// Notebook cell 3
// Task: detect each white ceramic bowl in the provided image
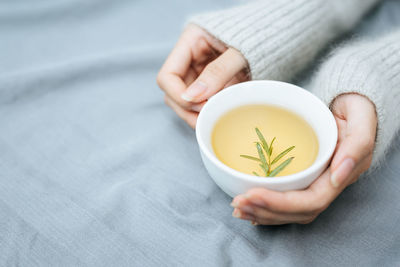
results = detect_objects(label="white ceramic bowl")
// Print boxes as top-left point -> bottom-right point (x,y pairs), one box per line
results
196,80 -> 337,197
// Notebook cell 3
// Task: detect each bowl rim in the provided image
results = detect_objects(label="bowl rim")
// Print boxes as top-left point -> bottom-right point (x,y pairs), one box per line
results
195,80 -> 338,185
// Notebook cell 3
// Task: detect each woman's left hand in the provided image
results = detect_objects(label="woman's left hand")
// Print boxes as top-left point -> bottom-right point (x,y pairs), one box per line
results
231,93 -> 377,225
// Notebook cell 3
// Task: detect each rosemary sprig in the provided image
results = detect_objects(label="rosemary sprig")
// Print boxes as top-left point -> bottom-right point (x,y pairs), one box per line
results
240,127 -> 295,177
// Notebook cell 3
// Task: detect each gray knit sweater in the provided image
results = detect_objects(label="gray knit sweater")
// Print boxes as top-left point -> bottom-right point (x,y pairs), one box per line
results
189,0 -> 400,169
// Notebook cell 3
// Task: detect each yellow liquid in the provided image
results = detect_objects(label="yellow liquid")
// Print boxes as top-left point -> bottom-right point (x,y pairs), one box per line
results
212,105 -> 319,176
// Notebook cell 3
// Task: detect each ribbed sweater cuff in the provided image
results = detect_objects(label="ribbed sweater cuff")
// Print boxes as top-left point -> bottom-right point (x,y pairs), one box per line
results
311,31 -> 400,170
188,0 -> 379,81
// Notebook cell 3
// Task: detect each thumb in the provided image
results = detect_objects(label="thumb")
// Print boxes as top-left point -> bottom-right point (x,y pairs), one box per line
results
181,48 -> 247,103
329,95 -> 377,188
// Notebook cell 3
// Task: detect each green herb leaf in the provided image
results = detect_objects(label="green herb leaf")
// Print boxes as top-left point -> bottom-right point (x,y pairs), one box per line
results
268,137 -> 276,157
271,146 -> 295,165
259,164 -> 268,176
256,142 -> 268,170
252,171 -> 260,176
240,155 -> 261,162
255,128 -> 269,153
268,157 -> 294,177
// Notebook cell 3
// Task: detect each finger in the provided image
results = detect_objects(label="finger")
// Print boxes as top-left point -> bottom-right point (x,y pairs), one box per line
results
233,159 -> 368,219
224,70 -> 251,88
254,214 -> 313,225
237,203 -> 313,223
181,48 -> 247,103
190,46 -> 219,76
159,74 -> 193,109
253,217 -> 291,225
345,156 -> 372,186
298,161 -> 366,209
191,62 -> 207,77
234,169 -> 333,214
330,95 -> 377,187
191,101 -> 207,113
232,188 -> 317,215
185,23 -> 228,54
161,38 -> 192,77
233,195 -> 312,221
183,67 -> 198,87
331,94 -> 377,168
190,37 -> 220,68
232,208 -> 255,221
157,40 -> 193,110
164,95 -> 197,128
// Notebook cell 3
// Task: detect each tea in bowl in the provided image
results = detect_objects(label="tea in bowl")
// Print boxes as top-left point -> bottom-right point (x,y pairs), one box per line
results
196,80 -> 337,197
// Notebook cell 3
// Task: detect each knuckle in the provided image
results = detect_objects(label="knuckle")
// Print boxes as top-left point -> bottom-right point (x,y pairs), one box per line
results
306,203 -> 322,214
197,38 -> 211,55
314,202 -> 327,214
308,195 -> 328,214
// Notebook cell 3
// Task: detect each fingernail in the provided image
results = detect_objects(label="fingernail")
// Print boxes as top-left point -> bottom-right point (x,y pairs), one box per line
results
243,194 -> 251,199
232,209 -> 242,218
251,221 -> 259,226
230,201 -> 238,208
181,81 -> 207,101
191,104 -> 203,112
331,158 -> 355,187
243,194 -> 265,207
240,205 -> 254,214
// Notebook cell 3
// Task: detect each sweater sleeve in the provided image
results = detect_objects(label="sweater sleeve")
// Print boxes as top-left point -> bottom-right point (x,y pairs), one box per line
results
188,0 -> 380,81
310,30 -> 400,170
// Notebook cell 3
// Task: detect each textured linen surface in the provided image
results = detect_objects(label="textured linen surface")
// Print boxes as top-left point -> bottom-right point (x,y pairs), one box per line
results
0,0 -> 399,266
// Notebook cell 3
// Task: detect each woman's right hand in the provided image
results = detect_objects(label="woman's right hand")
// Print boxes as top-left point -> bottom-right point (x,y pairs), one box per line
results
230,93 -> 377,225
157,24 -> 249,128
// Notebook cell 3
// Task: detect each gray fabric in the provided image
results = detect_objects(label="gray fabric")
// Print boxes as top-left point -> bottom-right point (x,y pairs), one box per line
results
0,0 -> 399,266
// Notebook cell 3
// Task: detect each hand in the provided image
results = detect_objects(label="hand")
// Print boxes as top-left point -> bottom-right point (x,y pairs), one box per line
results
157,24 -> 249,128
230,93 -> 377,225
